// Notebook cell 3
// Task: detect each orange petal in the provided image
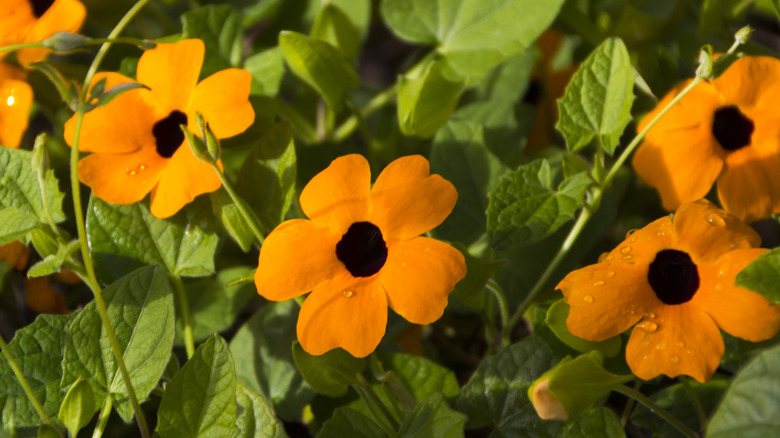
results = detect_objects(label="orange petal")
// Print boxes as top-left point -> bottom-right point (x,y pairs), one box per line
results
0,241 -> 29,270
558,261 -> 661,342
25,278 -> 68,315
17,0 -> 86,65
0,0 -> 35,51
672,200 -> 760,262
77,145 -> 166,205
255,219 -> 344,302
149,145 -> 221,218
714,56 -> 780,112
187,68 -> 254,139
369,155 -> 457,241
64,72 -> 155,154
625,304 -> 723,383
0,78 -> 32,148
299,154 -> 371,234
137,39 -> 204,115
717,150 -> 780,223
297,273 -> 387,357
693,248 -> 780,342
379,237 -> 466,324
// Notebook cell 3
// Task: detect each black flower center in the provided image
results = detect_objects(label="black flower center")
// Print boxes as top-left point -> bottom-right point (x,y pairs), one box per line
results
152,110 -> 188,158
30,0 -> 54,18
712,105 -> 754,152
648,249 -> 700,305
336,222 -> 388,277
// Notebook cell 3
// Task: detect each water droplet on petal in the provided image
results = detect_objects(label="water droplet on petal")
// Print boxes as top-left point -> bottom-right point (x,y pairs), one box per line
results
715,283 -> 724,291
138,164 -> 146,171
583,295 -> 594,303
707,214 -> 726,227
6,96 -> 14,106
593,280 -> 605,287
686,349 -> 694,355
598,252 -> 609,263
655,341 -> 667,350
126,168 -> 136,176
669,355 -> 680,364
675,341 -> 685,348
605,270 -> 615,278
622,255 -> 633,260
625,229 -> 637,238
638,321 -> 658,333
718,264 -> 729,277
342,290 -> 355,298
621,246 -> 632,254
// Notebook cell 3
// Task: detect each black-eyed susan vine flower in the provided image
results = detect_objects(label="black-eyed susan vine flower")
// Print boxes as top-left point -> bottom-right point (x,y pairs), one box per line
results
0,62 -> 32,148
254,154 -> 467,357
556,199 -> 780,383
64,39 -> 254,218
0,0 -> 86,65
633,55 -> 780,223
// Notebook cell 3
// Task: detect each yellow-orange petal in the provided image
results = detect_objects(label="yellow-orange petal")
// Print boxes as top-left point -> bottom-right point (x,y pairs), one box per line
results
0,78 -> 32,148
714,56 -> 780,112
187,68 -> 254,139
0,0 -> 34,52
625,304 -> 723,383
693,248 -> 780,342
379,237 -> 466,324
558,261 -> 660,341
300,154 -> 371,234
672,200 -> 760,262
148,145 -> 221,218
369,155 -> 457,241
255,219 -> 344,301
137,39 -> 204,116
77,145 -> 166,205
0,240 -> 29,270
17,0 -> 86,65
64,72 -> 155,154
297,273 -> 387,357
25,277 -> 68,314
717,151 -> 780,223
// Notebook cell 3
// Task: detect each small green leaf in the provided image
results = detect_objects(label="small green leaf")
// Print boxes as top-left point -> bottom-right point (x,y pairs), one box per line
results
486,159 -> 591,250
377,353 -> 460,402
244,47 -> 286,96
556,37 -> 635,154
36,424 -> 62,438
560,407 -> 626,437
0,208 -> 39,246
86,82 -> 149,112
546,300 -> 621,358
157,335 -> 237,438
181,4 -> 243,77
292,342 -> 365,397
232,383 -> 288,438
398,393 -> 466,438
0,147 -> 65,225
211,189 -> 258,252
28,63 -> 75,110
279,30 -> 360,110
27,240 -> 79,278
319,407 -> 390,438
736,247 -> 780,303
450,245 -> 504,311
397,61 -> 465,138
311,3 -> 361,58
58,378 -> 97,437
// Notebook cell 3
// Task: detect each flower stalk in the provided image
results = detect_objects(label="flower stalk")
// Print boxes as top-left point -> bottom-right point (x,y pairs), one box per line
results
613,385 -> 698,438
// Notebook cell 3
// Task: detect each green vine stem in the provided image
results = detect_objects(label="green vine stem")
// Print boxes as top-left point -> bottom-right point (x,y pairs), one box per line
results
334,84 -> 397,142
91,396 -> 113,438
171,276 -> 195,359
620,381 -> 641,427
485,279 -> 510,347
211,164 -> 266,246
0,334 -> 57,431
345,94 -> 374,150
613,385 -> 698,438
68,1 -> 152,437
681,376 -> 707,430
353,374 -> 399,436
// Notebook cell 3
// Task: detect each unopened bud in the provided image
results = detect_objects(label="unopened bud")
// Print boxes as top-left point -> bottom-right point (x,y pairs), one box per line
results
530,377 -> 569,420
42,31 -> 89,52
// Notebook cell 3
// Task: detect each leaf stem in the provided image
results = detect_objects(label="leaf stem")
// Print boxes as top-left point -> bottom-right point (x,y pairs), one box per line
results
170,276 -> 195,359
91,396 -> 112,438
345,94 -> 373,150
613,385 -> 698,438
334,85 -> 397,142
486,279 -> 510,346
0,334 -> 55,429
680,376 -> 707,431
354,374 -> 399,435
0,41 -> 45,54
212,167 -> 266,246
620,381 -> 641,427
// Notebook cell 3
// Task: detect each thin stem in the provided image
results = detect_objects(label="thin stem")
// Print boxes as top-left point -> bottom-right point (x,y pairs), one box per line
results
0,334 -> 54,428
620,381 -> 641,427
334,85 -> 397,142
355,375 -> 399,435
681,377 -> 707,430
213,168 -> 266,245
486,280 -> 510,346
170,276 -> 195,359
91,396 -> 112,438
345,94 -> 373,150
613,385 -> 698,438
0,41 -> 45,54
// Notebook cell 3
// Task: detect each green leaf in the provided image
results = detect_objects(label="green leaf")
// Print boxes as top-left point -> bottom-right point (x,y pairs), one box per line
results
311,3 -> 361,58
86,196 -> 218,283
0,314 -> 75,428
398,393 -> 466,438
0,147 -> 65,224
181,4 -> 243,78
27,240 -> 80,278
319,407 -> 390,438
230,301 -> 315,421
560,407 -> 625,438
58,378 -> 97,437
244,47 -> 286,96
62,266 -> 175,422
736,247 -> 780,304
377,353 -> 460,402
430,121 -> 507,244
486,159 -> 591,250
235,122 -> 297,236
211,189 -> 257,252
556,37 -> 635,154
381,0 -> 565,78
546,300 -> 621,358
452,99 -> 529,168
87,82 -> 149,112
397,60 -> 465,138
233,383 -> 288,438
157,335 -> 237,438
0,208 -> 39,246
36,424 -> 61,438
278,30 -> 360,110
451,245 -> 504,311
292,342 -> 365,397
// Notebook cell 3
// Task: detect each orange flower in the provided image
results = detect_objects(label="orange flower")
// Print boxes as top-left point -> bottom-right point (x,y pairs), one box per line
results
0,62 -> 32,148
633,56 -> 780,222
25,277 -> 68,314
0,0 -> 86,65
64,39 -> 254,218
557,200 -> 780,382
0,240 -> 29,270
254,154 -> 467,357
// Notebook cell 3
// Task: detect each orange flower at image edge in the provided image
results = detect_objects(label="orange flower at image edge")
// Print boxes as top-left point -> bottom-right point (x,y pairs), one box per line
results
0,62 -> 32,148
0,0 -> 86,65
633,55 -> 780,222
557,200 -> 780,382
254,155 -> 467,357
64,39 -> 254,218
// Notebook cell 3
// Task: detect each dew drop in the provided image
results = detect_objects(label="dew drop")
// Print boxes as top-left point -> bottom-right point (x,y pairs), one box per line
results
714,283 -> 724,291
669,355 -> 680,364
138,164 -> 146,171
675,341 -> 685,349
605,270 -> 615,278
686,349 -> 695,355
638,321 -> 658,333
625,229 -> 638,238
622,255 -> 633,260
598,252 -> 609,263
707,214 -> 726,227
126,168 -> 136,176
647,313 -> 656,319
718,264 -> 729,277
6,95 -> 14,106
655,341 -> 667,350
629,310 -> 635,315
583,295 -> 594,304
342,290 -> 355,298
593,280 -> 605,287
621,246 -> 632,254
642,355 -> 649,360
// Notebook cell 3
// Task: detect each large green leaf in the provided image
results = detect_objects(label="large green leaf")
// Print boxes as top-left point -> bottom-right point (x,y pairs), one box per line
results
87,196 -> 218,283
486,159 -> 591,250
560,407 -> 625,438
319,407 -> 389,438
398,393 -> 466,438
736,247 -> 780,304
381,0 -> 564,78
397,60 -> 465,138
157,335 -> 237,438
244,47 -> 286,97
62,266 -> 175,422
377,353 -> 460,402
230,301 -> 315,421
311,3 -> 361,58
292,343 -> 365,397
0,207 -> 39,246
182,4 -> 243,78
0,147 -> 65,224
0,314 -> 75,428
556,38 -> 635,154
233,383 -> 288,438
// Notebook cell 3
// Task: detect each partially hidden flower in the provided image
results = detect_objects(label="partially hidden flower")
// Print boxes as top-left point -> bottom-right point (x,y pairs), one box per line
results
556,200 -> 780,382
254,154 -> 467,357
0,0 -> 86,65
0,240 -> 29,270
64,39 -> 254,218
0,61 -> 32,148
633,55 -> 780,223
26,277 -> 68,314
